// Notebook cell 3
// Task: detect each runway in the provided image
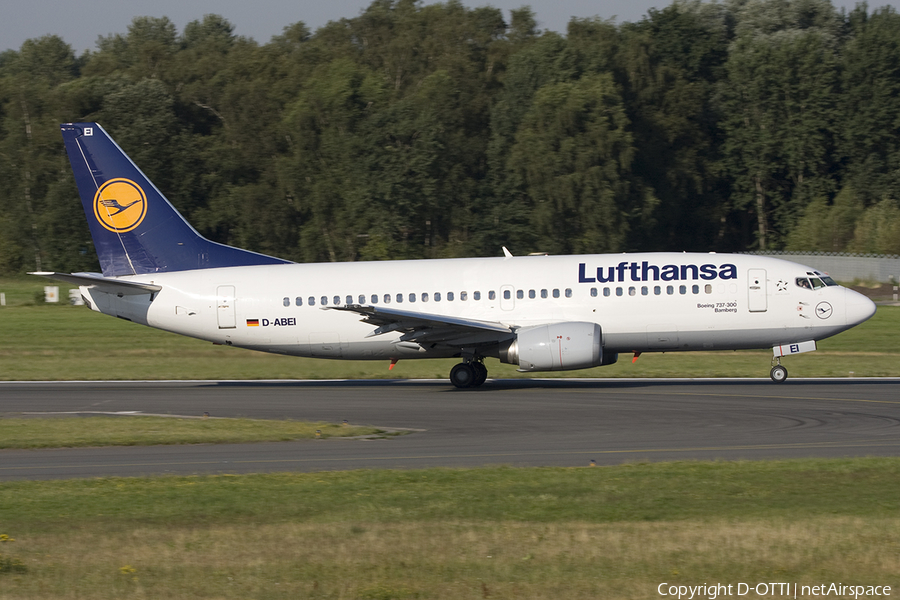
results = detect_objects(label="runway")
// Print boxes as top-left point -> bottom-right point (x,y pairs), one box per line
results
2,378 -> 899,480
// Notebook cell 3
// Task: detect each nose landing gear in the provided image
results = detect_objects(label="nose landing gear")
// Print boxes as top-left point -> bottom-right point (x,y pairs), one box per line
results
449,360 -> 488,388
770,357 -> 788,383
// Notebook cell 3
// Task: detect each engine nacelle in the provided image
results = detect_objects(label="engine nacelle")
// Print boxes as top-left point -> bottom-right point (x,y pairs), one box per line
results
499,322 -> 609,372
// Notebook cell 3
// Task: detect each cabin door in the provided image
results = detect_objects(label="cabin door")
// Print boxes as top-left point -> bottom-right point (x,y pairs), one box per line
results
748,269 -> 767,313
217,285 -> 236,329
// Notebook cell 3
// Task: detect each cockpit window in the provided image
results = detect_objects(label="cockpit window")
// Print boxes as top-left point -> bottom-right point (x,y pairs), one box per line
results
796,273 -> 837,290
797,276 -> 834,290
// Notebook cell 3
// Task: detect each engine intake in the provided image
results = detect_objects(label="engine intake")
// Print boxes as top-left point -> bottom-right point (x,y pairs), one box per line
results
500,322 -> 612,372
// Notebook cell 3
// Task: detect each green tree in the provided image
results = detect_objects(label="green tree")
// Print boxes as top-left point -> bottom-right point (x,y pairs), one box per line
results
618,1 -> 731,250
507,73 -> 636,254
278,58 -> 389,262
84,16 -> 179,81
840,6 -> 900,206
486,32 -> 571,253
850,198 -> 900,254
721,0 -> 842,249
785,185 -> 864,251
0,35 -> 89,273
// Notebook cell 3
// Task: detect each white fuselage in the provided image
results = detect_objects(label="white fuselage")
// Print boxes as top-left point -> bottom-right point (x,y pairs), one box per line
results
80,253 -> 876,364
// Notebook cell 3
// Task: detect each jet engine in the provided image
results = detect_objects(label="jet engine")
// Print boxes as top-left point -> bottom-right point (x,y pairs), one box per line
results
499,322 -> 615,371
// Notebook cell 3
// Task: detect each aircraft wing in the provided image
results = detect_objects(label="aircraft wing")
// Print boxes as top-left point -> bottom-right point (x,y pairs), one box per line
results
30,272 -> 162,295
327,305 -> 515,346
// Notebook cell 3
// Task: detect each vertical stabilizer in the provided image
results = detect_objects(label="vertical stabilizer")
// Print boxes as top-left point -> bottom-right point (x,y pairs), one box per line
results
60,123 -> 290,276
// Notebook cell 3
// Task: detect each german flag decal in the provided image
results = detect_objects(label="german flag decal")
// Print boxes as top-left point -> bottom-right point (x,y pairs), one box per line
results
246,319 -> 260,327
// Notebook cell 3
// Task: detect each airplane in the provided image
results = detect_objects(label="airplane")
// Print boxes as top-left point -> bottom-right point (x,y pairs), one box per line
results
32,122 -> 877,388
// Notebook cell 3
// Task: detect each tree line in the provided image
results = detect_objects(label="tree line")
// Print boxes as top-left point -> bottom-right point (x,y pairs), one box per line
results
1,0 -> 899,275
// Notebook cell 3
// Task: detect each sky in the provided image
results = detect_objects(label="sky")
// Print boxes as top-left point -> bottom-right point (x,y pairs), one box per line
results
4,0 -> 899,54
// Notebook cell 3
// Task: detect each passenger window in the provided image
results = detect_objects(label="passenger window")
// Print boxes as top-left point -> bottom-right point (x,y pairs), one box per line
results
371,294 -> 378,304
308,296 -> 315,306
334,296 -> 341,305
517,289 -> 524,299
705,284 -> 712,294
346,295 -> 353,305
541,289 -> 548,299
422,293 -> 428,302
283,297 -> 290,307
295,297 -> 303,306
474,291 -> 481,301
667,285 -> 674,295
461,291 -> 468,301
565,288 -> 572,298
529,289 -> 536,299
435,292 -> 441,302
396,293 -> 403,303
552,289 -> 560,298
490,291 -> 497,300
502,290 -> 510,300
383,294 -> 391,304
359,295 -> 365,304
616,287 -> 623,297
629,287 -> 636,296
590,288 -> 598,297
692,285 -> 700,294
409,293 -> 416,303
654,286 -> 661,296
679,285 -> 686,295
603,288 -> 610,297
641,286 -> 648,296
447,291 -> 454,301
321,296 -> 328,306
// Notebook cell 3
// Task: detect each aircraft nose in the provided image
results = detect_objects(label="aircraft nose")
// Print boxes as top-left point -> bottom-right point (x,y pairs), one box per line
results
843,288 -> 876,326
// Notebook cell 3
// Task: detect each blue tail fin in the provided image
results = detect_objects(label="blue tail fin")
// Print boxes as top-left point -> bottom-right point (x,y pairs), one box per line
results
61,123 -> 291,277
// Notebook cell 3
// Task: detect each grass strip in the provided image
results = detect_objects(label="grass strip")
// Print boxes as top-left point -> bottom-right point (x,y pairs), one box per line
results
0,416 -> 382,449
4,459 -> 900,527
0,459 -> 898,599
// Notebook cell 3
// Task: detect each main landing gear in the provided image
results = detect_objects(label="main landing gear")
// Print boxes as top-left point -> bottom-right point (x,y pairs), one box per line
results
449,360 -> 488,389
770,357 -> 788,383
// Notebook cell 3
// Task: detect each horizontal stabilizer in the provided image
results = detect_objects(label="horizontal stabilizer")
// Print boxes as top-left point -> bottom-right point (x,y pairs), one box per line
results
30,272 -> 161,295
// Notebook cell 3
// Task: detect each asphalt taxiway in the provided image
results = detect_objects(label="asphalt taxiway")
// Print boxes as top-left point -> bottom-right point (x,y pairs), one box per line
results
2,378 -> 899,480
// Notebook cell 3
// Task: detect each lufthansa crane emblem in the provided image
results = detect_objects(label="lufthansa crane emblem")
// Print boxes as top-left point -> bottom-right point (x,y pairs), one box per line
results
815,302 -> 833,319
93,178 -> 147,233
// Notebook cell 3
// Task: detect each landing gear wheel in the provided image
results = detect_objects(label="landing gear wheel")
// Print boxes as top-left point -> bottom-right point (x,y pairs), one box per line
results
472,362 -> 488,387
450,363 -> 476,388
770,365 -> 788,383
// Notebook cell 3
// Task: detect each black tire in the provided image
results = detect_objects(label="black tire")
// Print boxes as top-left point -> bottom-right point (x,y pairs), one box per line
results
472,362 -> 488,387
770,365 -> 788,383
450,363 -> 476,388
